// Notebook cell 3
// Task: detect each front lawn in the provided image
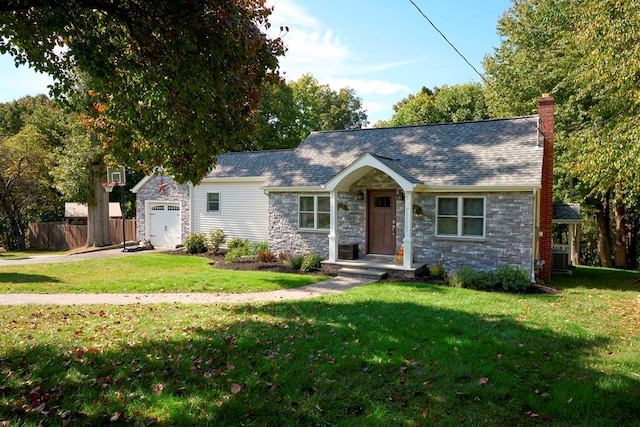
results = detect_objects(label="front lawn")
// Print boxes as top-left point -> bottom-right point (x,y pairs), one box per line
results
0,253 -> 329,293
0,266 -> 638,426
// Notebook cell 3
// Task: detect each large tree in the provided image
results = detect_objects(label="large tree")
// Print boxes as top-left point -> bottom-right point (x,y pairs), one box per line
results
377,83 -> 489,127
251,74 -> 368,150
483,0 -> 640,268
0,0 -> 284,184
0,97 -> 60,249
289,74 -> 368,141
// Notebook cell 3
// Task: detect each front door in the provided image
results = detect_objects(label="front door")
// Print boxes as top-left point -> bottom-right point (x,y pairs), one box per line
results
367,190 -> 396,255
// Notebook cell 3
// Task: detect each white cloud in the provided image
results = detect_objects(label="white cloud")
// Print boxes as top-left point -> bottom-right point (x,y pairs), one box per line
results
268,0 -> 352,80
266,0 -> 414,124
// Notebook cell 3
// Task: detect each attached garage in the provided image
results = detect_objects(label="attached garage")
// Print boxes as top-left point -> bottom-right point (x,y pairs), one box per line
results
147,201 -> 181,248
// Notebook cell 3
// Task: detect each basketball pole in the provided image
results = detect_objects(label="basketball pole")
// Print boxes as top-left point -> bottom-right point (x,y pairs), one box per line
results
120,182 -> 126,252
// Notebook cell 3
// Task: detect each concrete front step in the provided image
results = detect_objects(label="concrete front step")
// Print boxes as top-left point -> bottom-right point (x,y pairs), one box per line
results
337,267 -> 388,280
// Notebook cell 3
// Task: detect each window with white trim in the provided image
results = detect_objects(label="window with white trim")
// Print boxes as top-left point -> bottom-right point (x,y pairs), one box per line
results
207,192 -> 220,213
436,197 -> 485,237
299,195 -> 330,230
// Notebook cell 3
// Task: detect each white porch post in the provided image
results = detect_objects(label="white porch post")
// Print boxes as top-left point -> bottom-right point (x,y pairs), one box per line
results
328,190 -> 338,262
403,190 -> 413,268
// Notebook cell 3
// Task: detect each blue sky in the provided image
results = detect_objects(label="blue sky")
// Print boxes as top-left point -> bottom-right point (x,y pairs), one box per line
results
0,0 -> 511,124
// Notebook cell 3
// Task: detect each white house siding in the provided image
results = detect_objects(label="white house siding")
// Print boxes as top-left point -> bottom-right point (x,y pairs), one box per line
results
192,180 -> 268,242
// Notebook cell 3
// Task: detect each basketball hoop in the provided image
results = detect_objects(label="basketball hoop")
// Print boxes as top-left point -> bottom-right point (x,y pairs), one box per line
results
102,182 -> 117,193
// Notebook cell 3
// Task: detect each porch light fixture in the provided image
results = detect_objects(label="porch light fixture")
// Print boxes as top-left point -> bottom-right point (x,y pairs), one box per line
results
356,190 -> 364,201
397,189 -> 405,201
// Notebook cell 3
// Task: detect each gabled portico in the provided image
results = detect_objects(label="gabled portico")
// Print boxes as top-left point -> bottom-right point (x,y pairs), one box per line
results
323,153 -> 419,269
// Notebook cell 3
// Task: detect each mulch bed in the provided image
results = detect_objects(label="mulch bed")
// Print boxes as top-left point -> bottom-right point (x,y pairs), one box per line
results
204,253 -> 338,276
173,250 -> 558,293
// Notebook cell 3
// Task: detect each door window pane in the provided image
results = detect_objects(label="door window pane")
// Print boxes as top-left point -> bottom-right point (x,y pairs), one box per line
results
374,196 -> 391,208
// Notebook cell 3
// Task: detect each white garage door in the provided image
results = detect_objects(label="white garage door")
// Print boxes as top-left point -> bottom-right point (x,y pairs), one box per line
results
148,202 -> 181,248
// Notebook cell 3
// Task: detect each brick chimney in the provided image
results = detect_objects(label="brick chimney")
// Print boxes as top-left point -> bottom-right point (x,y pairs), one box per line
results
538,93 -> 555,283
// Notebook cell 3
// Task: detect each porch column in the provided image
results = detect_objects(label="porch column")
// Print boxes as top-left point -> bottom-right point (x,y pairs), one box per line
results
328,190 -> 338,262
403,190 -> 413,268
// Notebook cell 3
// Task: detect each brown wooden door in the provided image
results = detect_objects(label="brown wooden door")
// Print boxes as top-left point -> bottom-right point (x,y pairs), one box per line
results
367,190 -> 396,255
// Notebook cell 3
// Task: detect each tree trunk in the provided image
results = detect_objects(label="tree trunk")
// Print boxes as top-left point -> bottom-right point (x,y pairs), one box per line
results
629,213 -> 639,270
0,192 -> 26,250
595,195 -> 613,268
85,166 -> 110,247
613,203 -> 629,269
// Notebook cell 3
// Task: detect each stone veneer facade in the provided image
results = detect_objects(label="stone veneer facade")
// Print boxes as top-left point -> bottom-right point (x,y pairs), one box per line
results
268,169 -> 535,276
135,176 -> 191,245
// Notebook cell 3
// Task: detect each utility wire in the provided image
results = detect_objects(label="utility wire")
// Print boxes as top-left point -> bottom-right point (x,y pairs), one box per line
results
408,0 -> 545,134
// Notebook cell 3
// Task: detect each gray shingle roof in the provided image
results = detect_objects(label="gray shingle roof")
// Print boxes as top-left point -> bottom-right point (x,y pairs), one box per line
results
263,116 -> 543,188
204,149 -> 294,179
204,116 -> 543,189
553,203 -> 581,222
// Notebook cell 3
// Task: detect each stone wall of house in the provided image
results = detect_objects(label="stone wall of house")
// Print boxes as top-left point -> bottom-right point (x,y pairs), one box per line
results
268,193 -> 329,257
335,193 -> 367,258
135,176 -> 190,244
411,192 -> 534,276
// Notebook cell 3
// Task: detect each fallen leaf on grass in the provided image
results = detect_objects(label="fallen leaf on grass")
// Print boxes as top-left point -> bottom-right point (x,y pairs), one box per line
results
110,411 -> 122,422
477,377 -> 489,386
231,383 -> 242,394
153,383 -> 164,394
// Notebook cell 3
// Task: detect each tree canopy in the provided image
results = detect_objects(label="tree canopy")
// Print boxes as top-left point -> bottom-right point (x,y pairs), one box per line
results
0,96 -> 64,249
377,83 -> 488,127
251,74 -> 368,150
0,0 -> 284,184
483,0 -> 640,268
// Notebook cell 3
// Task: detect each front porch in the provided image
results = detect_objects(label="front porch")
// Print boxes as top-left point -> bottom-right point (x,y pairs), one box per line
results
323,255 -> 427,280
324,153 -> 420,270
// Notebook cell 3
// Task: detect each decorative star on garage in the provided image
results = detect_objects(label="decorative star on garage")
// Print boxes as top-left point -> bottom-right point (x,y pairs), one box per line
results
158,178 -> 167,194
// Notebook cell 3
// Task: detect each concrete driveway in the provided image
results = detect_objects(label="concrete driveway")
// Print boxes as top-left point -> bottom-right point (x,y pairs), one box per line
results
0,247 -> 159,266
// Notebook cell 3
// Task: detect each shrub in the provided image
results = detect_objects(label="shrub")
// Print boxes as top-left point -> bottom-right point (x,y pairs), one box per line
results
448,268 -> 478,288
207,228 -> 226,253
225,245 -> 253,263
183,232 -> 208,254
429,261 -> 447,278
475,271 -> 501,290
495,265 -> 531,292
251,241 -> 269,255
257,249 -> 275,263
287,254 -> 305,270
227,237 -> 249,251
300,252 -> 323,272
449,265 -> 531,292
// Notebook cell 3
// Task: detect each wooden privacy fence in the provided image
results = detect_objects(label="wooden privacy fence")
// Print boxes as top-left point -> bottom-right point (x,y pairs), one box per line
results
29,219 -> 136,250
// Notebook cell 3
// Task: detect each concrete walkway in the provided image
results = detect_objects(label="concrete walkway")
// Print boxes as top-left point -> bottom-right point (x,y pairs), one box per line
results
0,276 -> 375,306
0,246 -> 153,266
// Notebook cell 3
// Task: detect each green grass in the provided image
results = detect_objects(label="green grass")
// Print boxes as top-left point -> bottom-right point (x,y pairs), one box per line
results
0,249 -> 68,260
1,266 -> 639,426
0,253 -> 328,293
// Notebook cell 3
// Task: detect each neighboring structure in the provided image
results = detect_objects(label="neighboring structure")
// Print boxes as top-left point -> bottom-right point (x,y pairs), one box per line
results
64,202 -> 122,225
133,94 -> 556,282
552,203 -> 581,271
